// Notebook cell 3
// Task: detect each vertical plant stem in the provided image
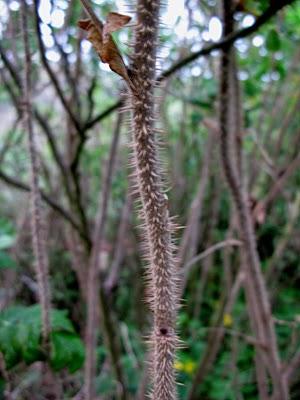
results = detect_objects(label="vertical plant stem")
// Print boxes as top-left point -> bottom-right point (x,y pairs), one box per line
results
20,0 -> 51,348
84,113 -> 126,400
129,1 -> 178,398
219,1 -> 288,398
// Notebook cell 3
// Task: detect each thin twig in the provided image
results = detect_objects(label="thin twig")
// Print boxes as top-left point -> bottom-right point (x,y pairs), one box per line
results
183,239 -> 242,274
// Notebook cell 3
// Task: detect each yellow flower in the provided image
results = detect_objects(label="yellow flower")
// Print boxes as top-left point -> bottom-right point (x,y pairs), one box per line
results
174,360 -> 184,371
174,359 -> 196,375
223,313 -> 233,328
184,360 -> 196,374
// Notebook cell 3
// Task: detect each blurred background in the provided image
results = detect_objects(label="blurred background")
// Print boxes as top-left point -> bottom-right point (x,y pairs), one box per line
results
0,0 -> 299,398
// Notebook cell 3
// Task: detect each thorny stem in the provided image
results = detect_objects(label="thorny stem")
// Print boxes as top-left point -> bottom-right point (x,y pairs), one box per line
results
20,0 -> 51,349
129,0 -> 178,398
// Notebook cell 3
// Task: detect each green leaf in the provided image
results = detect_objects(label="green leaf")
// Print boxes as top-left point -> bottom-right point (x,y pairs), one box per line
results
266,29 -> 281,52
0,305 -> 82,371
50,332 -> 85,373
50,308 -> 75,334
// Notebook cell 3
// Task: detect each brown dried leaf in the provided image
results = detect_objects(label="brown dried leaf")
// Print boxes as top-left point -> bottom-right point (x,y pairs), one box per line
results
103,12 -> 131,37
101,36 -> 130,80
78,17 -> 131,84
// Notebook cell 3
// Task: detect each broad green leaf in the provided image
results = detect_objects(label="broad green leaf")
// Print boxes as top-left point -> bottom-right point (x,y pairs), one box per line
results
0,305 -> 82,371
50,332 -> 84,373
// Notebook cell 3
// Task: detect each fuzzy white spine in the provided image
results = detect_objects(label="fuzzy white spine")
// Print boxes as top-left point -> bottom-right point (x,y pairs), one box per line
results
130,0 -> 178,399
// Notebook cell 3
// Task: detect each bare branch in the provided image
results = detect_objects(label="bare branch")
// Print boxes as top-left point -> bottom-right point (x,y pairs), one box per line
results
183,239 -> 242,275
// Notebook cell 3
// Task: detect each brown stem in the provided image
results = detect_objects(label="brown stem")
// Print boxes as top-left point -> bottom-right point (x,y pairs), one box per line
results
129,0 -> 178,398
20,0 -> 51,349
0,352 -> 12,400
254,153 -> 300,218
84,113 -> 126,399
219,1 -> 288,398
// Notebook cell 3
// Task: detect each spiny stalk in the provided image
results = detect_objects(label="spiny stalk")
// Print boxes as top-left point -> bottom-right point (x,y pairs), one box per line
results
128,0 -> 178,398
77,0 -> 179,397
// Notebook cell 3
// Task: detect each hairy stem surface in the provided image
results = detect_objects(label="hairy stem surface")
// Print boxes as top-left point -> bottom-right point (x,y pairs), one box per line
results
129,0 -> 178,398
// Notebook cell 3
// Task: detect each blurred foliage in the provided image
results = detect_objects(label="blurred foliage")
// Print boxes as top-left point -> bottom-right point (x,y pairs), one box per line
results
0,305 -> 84,372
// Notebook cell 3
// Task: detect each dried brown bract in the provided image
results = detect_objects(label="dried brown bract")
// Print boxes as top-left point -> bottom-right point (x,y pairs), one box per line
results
78,12 -> 131,84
